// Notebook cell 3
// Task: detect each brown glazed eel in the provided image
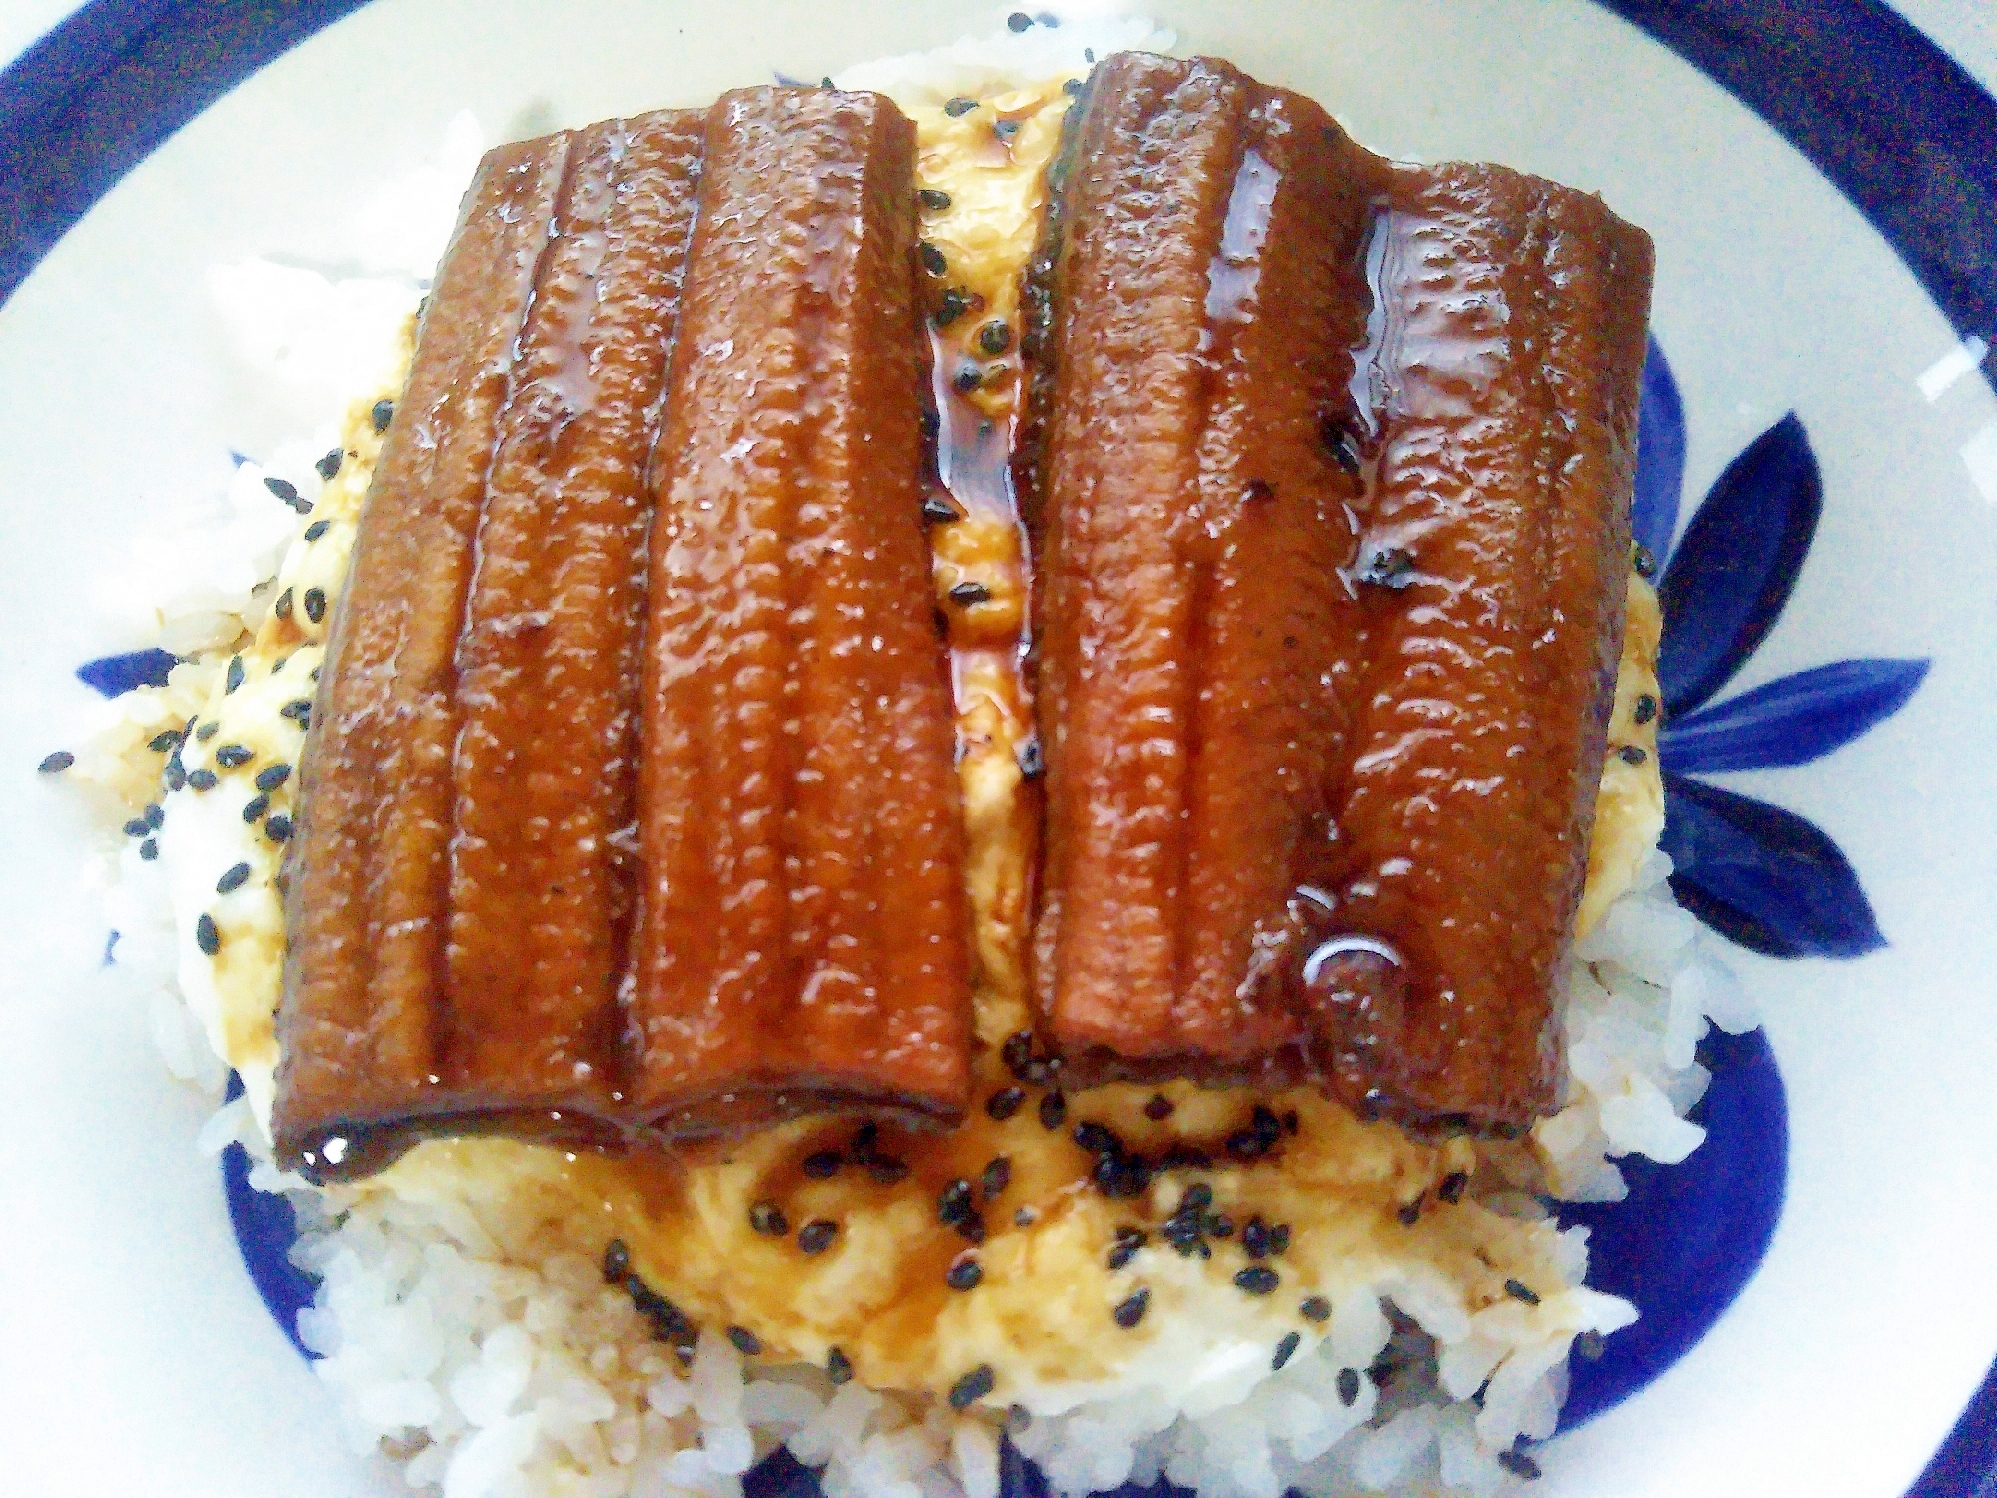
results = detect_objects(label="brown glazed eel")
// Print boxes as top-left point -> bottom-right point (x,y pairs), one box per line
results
1021,53 -> 1652,1132
628,87 -> 972,1139
273,115 -> 705,1180
274,91 -> 969,1180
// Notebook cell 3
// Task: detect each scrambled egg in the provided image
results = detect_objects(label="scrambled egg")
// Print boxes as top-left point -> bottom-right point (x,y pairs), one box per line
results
146,75 -> 1667,1419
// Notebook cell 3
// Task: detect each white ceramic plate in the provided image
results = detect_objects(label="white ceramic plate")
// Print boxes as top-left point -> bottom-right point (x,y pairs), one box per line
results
4,4 -> 1995,1495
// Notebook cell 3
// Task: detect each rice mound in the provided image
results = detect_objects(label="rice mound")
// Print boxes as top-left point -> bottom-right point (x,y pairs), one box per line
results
55,16 -> 1756,1498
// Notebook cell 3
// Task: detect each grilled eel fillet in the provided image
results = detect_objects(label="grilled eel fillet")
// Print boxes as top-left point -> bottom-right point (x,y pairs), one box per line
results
273,91 -> 970,1181
627,88 -> 972,1138
1019,53 -> 1653,1132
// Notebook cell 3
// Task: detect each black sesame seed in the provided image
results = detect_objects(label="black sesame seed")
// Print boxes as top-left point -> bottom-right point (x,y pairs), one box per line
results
1244,478 -> 1275,505
867,1157 -> 911,1185
923,496 -> 962,524
304,519 -> 331,542
602,1238 -> 630,1283
315,448 -> 343,481
948,579 -> 992,605
944,97 -> 978,117
215,744 -> 253,769
280,700 -> 312,724
1632,541 -> 1658,578
1225,1130 -> 1271,1162
1242,1218 -> 1273,1260
1320,413 -> 1364,474
952,363 -> 984,395
1180,1183 -> 1214,1212
226,656 -> 245,693
1397,1194 -> 1424,1226
264,476 -> 310,513
749,1201 -> 788,1236
919,187 -> 952,211
195,722 -> 219,741
1001,1031 -> 1034,1077
1038,1091 -> 1066,1129
1439,1171 -> 1469,1204
371,398 -> 394,433
265,814 -> 294,843
1504,1278 -> 1542,1306
1143,1094 -> 1173,1121
982,1156 -> 1011,1201
1106,1227 -> 1147,1271
242,793 -> 270,823
797,1219 -> 838,1255
850,1121 -> 880,1158
1063,78 -> 1083,95
955,1211 -> 987,1245
303,588 -> 327,624
1007,11 -> 1031,30
727,1326 -> 761,1356
1355,545 -> 1417,590
164,760 -> 186,792
1084,47 -> 1095,61
216,862 -> 252,895
1269,1224 -> 1291,1256
993,118 -> 1020,142
948,1364 -> 995,1409
934,288 -> 974,329
1336,1367 -> 1360,1406
802,1149 -> 843,1179
938,1179 -> 975,1224
1073,1121 -> 1119,1155
1498,1449 -> 1542,1481
946,1258 -> 984,1291
1272,1331 -> 1301,1371
920,241 -> 948,277
1206,1213 -> 1234,1239
1300,1295 -> 1331,1323
187,769 -> 219,792
826,1346 -> 854,1385
1632,693 -> 1659,725
139,838 -> 159,861
195,912 -> 220,956
986,1086 -> 1026,1121
1234,1266 -> 1279,1296
977,320 -> 1012,356
123,817 -> 150,838
1015,739 -> 1044,779
255,763 -> 292,793
1112,1288 -> 1149,1328
37,750 -> 74,774
1574,1330 -> 1606,1361
1618,744 -> 1648,766
147,730 -> 182,754
273,588 -> 294,620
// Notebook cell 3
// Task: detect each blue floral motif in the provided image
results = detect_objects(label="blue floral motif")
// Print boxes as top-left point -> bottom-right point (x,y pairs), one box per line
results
1638,339 -> 1927,960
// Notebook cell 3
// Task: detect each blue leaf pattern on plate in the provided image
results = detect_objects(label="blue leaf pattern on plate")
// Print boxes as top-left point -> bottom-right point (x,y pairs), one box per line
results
1631,335 -> 1685,568
1643,384 -> 1923,959
1660,658 -> 1930,774
1655,412 -> 1822,717
1659,773 -> 1886,959
76,647 -> 178,696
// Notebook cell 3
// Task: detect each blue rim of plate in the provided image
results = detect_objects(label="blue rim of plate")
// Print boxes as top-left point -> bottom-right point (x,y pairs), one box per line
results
6,3 -> 1994,1493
